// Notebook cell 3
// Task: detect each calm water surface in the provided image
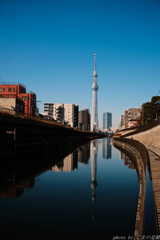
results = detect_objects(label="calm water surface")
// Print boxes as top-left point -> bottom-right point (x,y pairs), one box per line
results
0,138 -> 140,239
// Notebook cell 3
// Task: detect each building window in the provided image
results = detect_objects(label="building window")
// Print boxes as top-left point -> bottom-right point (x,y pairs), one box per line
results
0,88 -> 1,92
22,96 -> 28,101
3,88 -> 5,92
13,88 -> 15,92
9,88 -> 12,92
31,97 -> 35,104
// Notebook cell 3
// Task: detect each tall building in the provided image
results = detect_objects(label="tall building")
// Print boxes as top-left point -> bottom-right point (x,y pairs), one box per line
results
120,115 -> 125,130
78,109 -> 90,131
125,110 -> 129,128
91,53 -> 99,131
44,103 -> 79,127
0,83 -> 36,116
73,104 -> 79,128
103,112 -> 112,130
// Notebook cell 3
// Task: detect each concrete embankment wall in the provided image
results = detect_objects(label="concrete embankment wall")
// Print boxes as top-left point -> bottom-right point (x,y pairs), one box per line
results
126,124 -> 160,149
0,113 -> 103,143
113,138 -> 148,240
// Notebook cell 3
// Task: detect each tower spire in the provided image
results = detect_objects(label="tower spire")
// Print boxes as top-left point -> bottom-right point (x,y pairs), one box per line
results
93,53 -> 97,80
94,53 -> 96,72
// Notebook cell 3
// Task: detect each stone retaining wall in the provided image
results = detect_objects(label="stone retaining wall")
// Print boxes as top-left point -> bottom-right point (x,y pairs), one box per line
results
126,124 -> 160,149
113,139 -> 147,240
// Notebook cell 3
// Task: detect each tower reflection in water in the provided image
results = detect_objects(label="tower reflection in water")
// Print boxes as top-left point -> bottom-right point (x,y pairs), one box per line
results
0,138 -> 142,239
90,140 -> 98,221
53,138 -> 113,220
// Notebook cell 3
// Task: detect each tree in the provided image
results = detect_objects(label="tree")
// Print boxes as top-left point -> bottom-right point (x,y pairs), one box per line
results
142,96 -> 160,124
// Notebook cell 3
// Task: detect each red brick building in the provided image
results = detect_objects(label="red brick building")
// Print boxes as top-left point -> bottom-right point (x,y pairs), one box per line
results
0,83 -> 36,116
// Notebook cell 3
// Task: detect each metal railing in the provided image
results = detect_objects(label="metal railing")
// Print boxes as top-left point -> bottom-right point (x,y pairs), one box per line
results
0,82 -> 26,89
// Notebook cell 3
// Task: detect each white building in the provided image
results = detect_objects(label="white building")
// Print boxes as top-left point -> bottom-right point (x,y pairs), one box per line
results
44,103 -> 54,117
44,103 -> 79,127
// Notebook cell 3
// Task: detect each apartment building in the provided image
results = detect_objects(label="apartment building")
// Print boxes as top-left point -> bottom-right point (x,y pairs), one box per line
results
123,108 -> 141,128
128,108 -> 141,121
78,109 -> 90,131
44,103 -> 54,117
44,103 -> 79,127
0,83 -> 36,116
120,115 -> 125,130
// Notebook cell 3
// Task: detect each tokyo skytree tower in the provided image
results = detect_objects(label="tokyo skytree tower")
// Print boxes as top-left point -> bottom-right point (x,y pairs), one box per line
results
91,53 -> 99,131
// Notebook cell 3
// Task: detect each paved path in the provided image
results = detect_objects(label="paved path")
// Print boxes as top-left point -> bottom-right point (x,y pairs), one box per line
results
147,147 -> 160,233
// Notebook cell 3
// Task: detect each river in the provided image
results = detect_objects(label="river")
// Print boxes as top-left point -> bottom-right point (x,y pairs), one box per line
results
0,138 -> 156,239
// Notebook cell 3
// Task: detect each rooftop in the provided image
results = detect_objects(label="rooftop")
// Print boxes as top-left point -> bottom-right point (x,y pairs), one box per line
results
0,82 -> 26,89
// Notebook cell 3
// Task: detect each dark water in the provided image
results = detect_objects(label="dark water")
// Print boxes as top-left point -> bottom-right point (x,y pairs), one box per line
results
0,138 -> 142,239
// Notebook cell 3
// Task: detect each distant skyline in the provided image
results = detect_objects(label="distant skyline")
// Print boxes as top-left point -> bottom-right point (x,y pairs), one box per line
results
0,0 -> 160,128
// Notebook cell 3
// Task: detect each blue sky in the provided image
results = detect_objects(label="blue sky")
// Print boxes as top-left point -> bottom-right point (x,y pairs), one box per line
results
0,0 -> 160,128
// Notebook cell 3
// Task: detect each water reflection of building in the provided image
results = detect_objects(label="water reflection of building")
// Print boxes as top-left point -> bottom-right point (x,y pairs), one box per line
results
90,140 -> 98,221
52,145 -> 90,172
0,178 -> 35,198
102,138 -> 112,159
120,152 -> 135,170
120,152 -> 126,160
52,151 -> 78,172
78,144 -> 90,165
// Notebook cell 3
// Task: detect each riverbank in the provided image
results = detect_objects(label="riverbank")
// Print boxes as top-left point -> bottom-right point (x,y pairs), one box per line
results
113,138 -> 148,240
0,111 -> 105,145
146,148 -> 160,233
116,120 -> 160,234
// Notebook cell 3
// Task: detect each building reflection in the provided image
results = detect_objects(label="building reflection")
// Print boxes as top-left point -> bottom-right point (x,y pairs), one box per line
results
120,152 -> 136,170
78,144 -> 90,165
52,151 -> 78,172
52,141 -> 98,221
0,178 -> 35,198
52,144 -> 90,172
0,144 -> 91,198
102,137 -> 112,159
90,140 -> 98,221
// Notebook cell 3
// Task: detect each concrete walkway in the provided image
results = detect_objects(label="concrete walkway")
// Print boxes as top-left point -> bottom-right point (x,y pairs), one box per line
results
147,147 -> 160,232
